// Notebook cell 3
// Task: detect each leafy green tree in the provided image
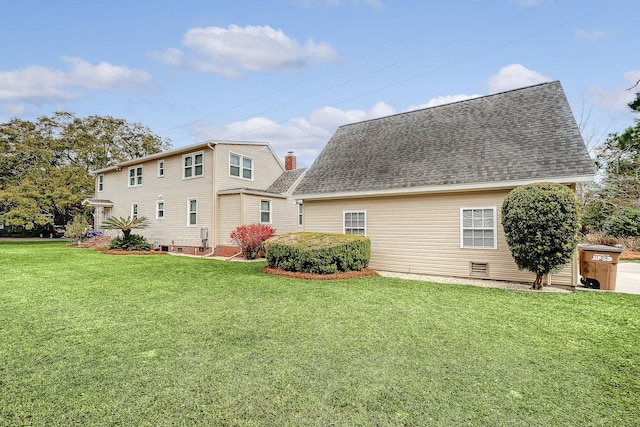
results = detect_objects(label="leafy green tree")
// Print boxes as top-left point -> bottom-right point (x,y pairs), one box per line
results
585,92 -> 640,229
0,113 -> 170,230
101,216 -> 150,239
501,182 -> 581,290
602,207 -> 640,238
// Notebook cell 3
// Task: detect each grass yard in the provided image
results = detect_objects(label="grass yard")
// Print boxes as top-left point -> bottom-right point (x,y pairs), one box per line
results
1,241 -> 639,426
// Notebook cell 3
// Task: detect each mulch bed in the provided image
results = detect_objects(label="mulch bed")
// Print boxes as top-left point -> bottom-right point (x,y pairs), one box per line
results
263,266 -> 378,280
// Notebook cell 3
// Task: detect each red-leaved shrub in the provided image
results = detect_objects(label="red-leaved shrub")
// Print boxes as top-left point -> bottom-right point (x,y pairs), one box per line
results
230,224 -> 276,259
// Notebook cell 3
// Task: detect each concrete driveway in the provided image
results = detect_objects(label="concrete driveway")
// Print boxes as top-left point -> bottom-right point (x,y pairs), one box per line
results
615,262 -> 640,295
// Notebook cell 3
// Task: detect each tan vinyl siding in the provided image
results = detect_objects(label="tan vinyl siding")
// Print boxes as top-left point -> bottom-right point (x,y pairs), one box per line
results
218,194 -> 241,246
215,144 -> 284,191
303,190 -> 573,286
98,149 -> 214,247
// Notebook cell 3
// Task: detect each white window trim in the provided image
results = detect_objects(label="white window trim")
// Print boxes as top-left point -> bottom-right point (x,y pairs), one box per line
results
157,160 -> 165,178
183,151 -> 204,180
97,174 -> 104,192
187,198 -> 198,227
459,206 -> 497,250
260,199 -> 272,224
131,202 -> 139,220
156,200 -> 165,220
128,165 -> 143,187
297,203 -> 303,227
229,152 -> 254,181
343,210 -> 366,236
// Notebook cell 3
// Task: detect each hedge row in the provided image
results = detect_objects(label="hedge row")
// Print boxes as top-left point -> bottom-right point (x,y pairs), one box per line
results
264,232 -> 370,274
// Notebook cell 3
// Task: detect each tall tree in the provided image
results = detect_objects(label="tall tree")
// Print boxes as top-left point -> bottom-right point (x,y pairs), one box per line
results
583,92 -> 640,230
0,113 -> 171,230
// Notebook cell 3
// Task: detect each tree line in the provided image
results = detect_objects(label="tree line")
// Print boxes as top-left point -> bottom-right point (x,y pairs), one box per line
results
0,112 -> 170,232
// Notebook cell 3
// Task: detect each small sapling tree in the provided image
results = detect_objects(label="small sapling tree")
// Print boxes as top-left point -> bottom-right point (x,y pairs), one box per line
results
501,182 -> 581,290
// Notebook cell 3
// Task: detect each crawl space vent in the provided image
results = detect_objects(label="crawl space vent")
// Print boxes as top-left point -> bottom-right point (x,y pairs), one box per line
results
470,262 -> 488,276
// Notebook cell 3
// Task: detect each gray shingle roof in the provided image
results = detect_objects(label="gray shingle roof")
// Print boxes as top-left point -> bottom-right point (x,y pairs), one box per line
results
294,81 -> 594,197
266,168 -> 307,194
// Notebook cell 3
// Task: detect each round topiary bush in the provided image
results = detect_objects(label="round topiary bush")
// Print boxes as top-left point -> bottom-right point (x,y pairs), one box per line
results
264,232 -> 371,274
501,182 -> 581,290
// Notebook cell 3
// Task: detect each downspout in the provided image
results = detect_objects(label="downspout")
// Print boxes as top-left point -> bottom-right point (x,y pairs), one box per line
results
207,142 -> 217,250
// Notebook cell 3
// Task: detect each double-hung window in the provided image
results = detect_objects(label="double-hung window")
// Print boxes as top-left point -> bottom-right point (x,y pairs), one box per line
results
298,203 -> 303,227
229,153 -> 253,180
344,211 -> 366,236
260,200 -> 271,224
158,160 -> 165,177
97,174 -> 104,192
131,203 -> 139,220
183,152 -> 204,179
129,166 -> 143,187
460,207 -> 497,249
156,201 -> 165,219
187,198 -> 197,226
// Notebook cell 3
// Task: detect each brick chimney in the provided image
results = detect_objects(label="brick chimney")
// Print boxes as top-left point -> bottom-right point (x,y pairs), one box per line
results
285,151 -> 296,171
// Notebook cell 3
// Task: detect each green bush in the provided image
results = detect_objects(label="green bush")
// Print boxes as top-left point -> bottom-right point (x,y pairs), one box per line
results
109,234 -> 151,251
264,232 -> 370,274
502,182 -> 581,290
602,207 -> 640,238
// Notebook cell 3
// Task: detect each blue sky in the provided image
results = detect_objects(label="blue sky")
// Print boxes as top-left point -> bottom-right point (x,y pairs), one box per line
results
1,0 -> 637,167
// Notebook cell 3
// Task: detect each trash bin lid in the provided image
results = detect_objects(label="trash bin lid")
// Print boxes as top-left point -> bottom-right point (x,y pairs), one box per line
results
577,244 -> 624,253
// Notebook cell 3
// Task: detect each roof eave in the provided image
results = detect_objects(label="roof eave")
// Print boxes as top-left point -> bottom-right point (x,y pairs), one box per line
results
91,139 -> 274,174
294,174 -> 594,201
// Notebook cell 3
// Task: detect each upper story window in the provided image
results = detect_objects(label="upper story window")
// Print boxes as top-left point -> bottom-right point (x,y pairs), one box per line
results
97,174 -> 104,192
183,152 -> 204,179
128,166 -> 143,187
229,153 -> 253,180
260,199 -> 272,224
344,211 -> 366,236
460,207 -> 497,249
157,160 -> 165,177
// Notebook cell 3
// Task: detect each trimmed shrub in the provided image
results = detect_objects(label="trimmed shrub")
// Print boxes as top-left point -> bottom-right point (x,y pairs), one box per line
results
603,207 -> 640,238
109,234 -> 151,251
230,223 -> 276,259
502,182 -> 581,290
64,216 -> 90,244
264,232 -> 370,274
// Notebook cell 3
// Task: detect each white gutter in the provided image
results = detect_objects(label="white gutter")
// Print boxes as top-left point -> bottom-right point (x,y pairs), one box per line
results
294,174 -> 595,201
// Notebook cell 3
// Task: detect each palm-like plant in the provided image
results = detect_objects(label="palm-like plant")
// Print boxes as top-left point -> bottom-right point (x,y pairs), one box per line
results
101,216 -> 149,238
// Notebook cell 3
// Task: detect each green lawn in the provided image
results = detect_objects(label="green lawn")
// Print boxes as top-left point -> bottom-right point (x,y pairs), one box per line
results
1,241 -> 639,426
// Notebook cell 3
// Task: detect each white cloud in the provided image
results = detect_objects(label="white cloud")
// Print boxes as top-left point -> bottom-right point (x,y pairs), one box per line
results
159,25 -> 340,77
575,29 -> 614,42
513,0 -> 544,6
188,102 -> 394,166
486,64 -> 552,93
0,57 -> 152,103
148,48 -> 184,67
588,70 -> 640,112
406,94 -> 481,111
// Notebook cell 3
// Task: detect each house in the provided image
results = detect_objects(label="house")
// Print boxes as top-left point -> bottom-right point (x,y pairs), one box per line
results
293,81 -> 595,286
84,141 -> 305,255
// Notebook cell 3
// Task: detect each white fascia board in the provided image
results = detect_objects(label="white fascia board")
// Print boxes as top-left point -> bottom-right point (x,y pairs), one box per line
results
295,174 -> 594,201
91,139 -> 272,174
